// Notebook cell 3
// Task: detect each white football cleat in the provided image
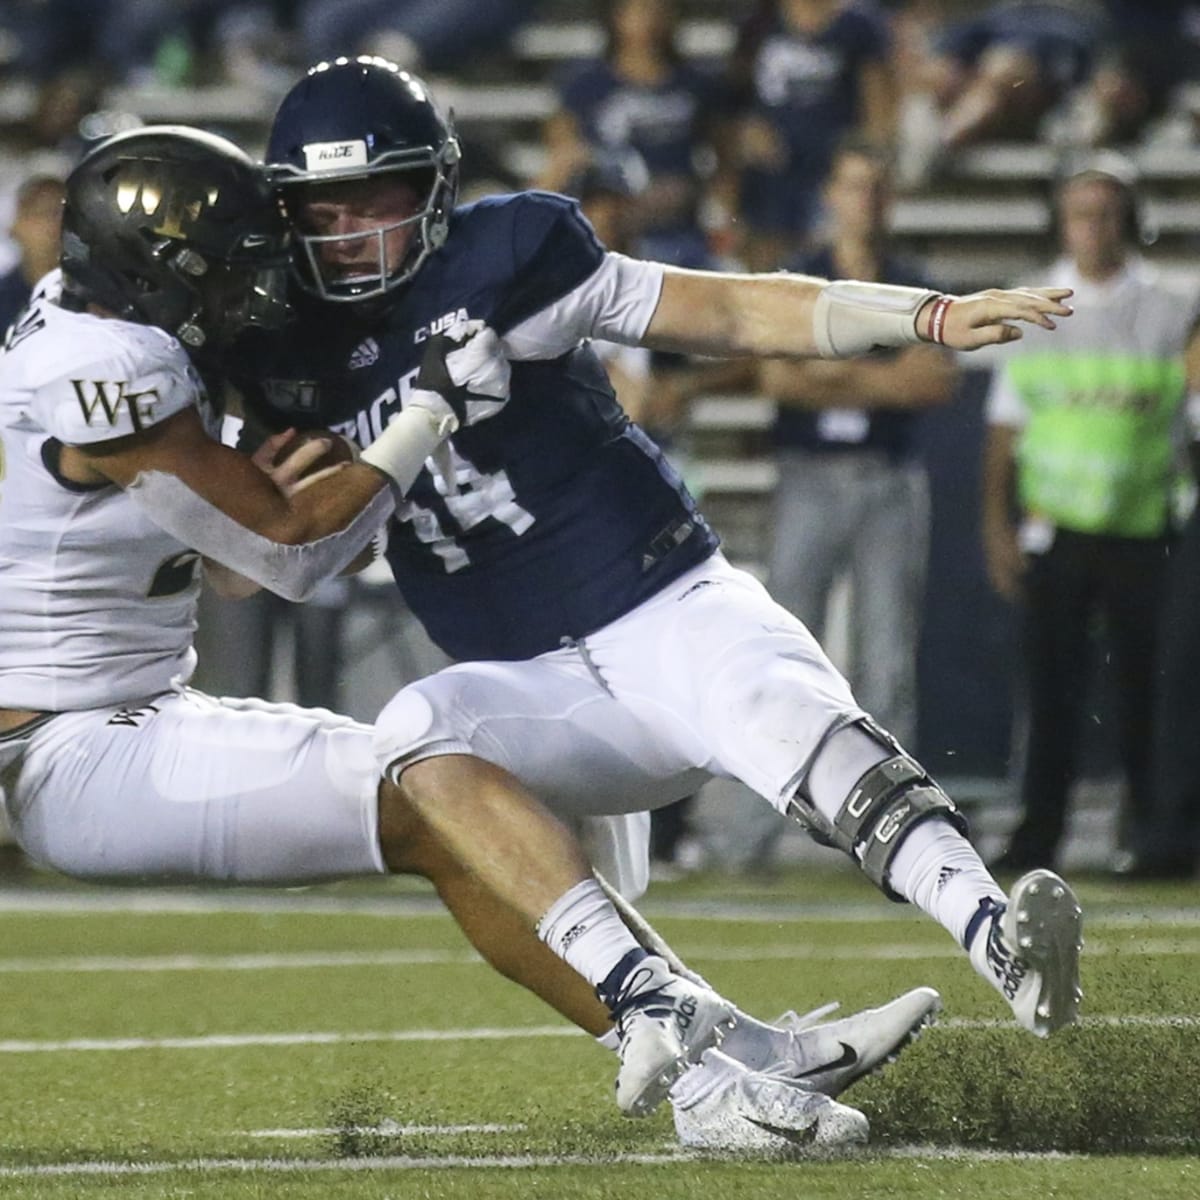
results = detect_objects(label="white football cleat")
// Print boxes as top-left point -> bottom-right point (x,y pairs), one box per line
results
969,870 -> 1083,1036
766,986 -> 942,1095
610,954 -> 738,1117
671,1049 -> 869,1156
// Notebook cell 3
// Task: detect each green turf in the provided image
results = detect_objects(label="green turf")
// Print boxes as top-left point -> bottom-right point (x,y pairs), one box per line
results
0,865 -> 1196,1198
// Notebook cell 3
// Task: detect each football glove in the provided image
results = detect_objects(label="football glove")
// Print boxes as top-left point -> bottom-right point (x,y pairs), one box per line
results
411,318 -> 510,428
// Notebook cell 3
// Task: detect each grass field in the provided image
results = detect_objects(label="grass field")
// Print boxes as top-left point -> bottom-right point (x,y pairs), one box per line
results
0,863 -> 1197,1199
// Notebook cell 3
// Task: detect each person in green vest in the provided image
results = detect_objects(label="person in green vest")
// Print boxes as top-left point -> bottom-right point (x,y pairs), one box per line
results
982,152 -> 1200,873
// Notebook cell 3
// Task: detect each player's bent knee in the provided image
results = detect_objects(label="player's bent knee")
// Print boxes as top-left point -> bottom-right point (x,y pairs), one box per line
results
372,685 -> 462,786
376,771 -> 442,874
787,717 -> 968,900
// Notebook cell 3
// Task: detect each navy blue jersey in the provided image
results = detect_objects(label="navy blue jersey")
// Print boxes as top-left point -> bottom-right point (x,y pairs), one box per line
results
233,191 -> 718,661
747,3 -> 891,159
560,58 -> 719,183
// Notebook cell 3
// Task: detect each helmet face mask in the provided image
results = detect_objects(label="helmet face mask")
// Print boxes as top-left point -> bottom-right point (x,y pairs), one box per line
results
284,164 -> 451,303
266,56 -> 461,304
61,126 -> 291,359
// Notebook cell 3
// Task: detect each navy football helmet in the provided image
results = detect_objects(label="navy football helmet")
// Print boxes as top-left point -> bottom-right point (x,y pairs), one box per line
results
61,125 -> 290,357
266,56 -> 461,303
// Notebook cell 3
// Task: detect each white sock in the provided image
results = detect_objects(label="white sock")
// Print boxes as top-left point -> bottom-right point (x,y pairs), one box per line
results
536,878 -> 644,989
886,818 -> 1006,946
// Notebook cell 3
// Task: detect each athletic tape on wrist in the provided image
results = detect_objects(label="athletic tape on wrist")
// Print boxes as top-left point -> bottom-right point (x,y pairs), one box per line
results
812,280 -> 941,358
359,401 -> 459,494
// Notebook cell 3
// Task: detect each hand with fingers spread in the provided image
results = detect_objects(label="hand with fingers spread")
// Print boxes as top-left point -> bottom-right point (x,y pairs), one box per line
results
252,427 -> 357,497
918,287 -> 1074,351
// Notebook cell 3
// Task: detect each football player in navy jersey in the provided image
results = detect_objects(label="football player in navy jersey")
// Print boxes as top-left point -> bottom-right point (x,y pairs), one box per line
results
237,55 -> 1084,1151
2,124 -> 917,1152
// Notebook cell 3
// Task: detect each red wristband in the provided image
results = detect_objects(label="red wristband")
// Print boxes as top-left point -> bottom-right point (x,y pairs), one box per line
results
927,295 -> 954,345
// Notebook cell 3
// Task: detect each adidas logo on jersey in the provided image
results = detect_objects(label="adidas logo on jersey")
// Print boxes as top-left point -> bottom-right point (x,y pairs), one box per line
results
348,338 -> 379,369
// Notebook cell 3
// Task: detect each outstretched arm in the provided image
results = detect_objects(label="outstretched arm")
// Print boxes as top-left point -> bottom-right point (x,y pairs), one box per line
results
643,267 -> 1072,359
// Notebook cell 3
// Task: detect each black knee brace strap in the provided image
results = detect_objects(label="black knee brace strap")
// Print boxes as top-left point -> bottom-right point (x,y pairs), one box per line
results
788,751 -> 968,901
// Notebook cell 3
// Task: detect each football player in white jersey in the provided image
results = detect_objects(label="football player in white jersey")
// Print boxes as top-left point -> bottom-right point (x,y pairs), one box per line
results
0,124 -> 958,1155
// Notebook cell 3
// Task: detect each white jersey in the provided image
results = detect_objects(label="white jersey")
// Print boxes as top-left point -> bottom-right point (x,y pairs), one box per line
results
0,272 -> 219,711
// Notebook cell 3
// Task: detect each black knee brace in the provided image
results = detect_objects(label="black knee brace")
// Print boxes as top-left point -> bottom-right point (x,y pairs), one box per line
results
786,716 -> 969,900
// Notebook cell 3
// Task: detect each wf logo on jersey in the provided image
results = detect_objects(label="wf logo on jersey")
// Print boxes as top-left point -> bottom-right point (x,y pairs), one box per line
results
415,308 -> 470,344
71,380 -> 160,430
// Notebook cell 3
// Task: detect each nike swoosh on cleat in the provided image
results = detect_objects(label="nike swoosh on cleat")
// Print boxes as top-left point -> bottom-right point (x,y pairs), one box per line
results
743,1116 -> 819,1145
793,1042 -> 859,1077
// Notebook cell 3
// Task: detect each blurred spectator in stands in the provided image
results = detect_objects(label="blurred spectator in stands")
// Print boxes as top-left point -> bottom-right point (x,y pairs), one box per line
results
734,138 -> 953,870
725,0 -> 896,270
297,0 -> 533,76
538,0 -> 725,269
903,1 -> 1107,181
0,1 -> 96,82
0,2 -> 287,90
0,67 -> 102,166
107,2 -> 304,91
0,174 -> 63,334
1061,2 -> 1200,147
982,155 -> 1200,874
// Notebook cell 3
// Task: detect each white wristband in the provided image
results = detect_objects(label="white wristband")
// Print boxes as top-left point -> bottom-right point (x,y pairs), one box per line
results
359,397 -> 459,494
812,280 -> 942,359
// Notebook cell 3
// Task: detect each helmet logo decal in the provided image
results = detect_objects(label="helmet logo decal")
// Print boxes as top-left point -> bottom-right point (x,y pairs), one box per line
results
115,168 -> 218,238
303,140 -> 370,172
117,179 -> 162,215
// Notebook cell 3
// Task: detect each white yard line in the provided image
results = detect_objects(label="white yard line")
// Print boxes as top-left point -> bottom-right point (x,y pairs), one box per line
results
0,1013 -> 1195,1056
0,1151 -> 686,1179
0,1145 -> 1118,1179
0,890 -> 447,918
0,1025 -> 578,1054
246,1123 -> 526,1138
0,949 -> 478,973
2,888 -> 1197,926
0,936 -> 1196,975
